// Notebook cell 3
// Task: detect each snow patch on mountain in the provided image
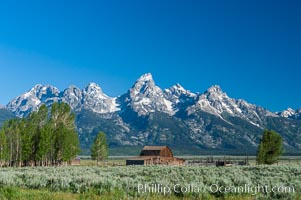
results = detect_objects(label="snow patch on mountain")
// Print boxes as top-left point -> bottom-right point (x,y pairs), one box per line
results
82,83 -> 120,113
7,83 -> 119,117
6,84 -> 61,117
188,85 -> 240,116
62,85 -> 82,110
277,108 -> 301,119
187,85 -> 276,127
278,108 -> 296,118
120,73 -> 175,116
164,83 -> 197,112
5,72 -> 286,125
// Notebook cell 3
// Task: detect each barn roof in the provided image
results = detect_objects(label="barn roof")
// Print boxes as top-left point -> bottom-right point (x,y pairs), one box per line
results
142,146 -> 166,151
139,145 -> 173,157
127,156 -> 185,161
126,156 -> 157,160
126,146 -> 185,165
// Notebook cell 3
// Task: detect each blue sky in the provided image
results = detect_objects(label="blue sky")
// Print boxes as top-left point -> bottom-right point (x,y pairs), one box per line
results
0,0 -> 300,111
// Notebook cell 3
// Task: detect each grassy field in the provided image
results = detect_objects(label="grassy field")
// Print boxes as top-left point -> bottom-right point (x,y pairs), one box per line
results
79,156 -> 301,166
0,164 -> 300,199
0,186 -> 260,200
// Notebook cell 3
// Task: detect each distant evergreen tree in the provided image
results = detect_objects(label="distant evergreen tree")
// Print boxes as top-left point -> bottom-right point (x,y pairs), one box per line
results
256,129 -> 283,165
91,131 -> 108,165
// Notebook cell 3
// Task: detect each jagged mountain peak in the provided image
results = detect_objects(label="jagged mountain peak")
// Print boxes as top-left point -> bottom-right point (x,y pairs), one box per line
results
84,82 -> 103,92
167,83 -> 196,96
27,84 -> 57,94
82,82 -> 112,100
66,84 -> 77,89
31,84 -> 43,90
7,81 -> 120,116
276,107 -> 301,119
286,107 -> 295,112
81,82 -> 119,113
86,82 -> 101,88
203,85 -> 229,103
137,73 -> 153,82
164,83 -> 197,108
83,83 -> 108,98
3,73 -> 301,155
63,85 -> 81,93
26,84 -> 60,102
121,73 -> 175,116
277,108 -> 295,117
5,74 -> 297,123
187,84 -> 277,127
6,84 -> 61,117
171,83 -> 186,92
64,85 -> 81,93
129,73 -> 160,98
205,85 -> 224,95
31,83 -> 58,90
62,85 -> 82,110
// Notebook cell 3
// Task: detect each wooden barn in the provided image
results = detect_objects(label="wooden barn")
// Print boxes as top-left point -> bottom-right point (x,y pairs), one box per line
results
126,146 -> 185,166
71,157 -> 81,165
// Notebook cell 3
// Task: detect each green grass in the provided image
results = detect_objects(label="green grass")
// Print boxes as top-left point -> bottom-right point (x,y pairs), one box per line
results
79,159 -> 126,166
0,186 -> 261,200
0,165 -> 300,199
0,186 -> 80,200
79,156 -> 301,166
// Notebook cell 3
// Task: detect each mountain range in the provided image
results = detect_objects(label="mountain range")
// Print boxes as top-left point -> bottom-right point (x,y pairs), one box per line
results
1,73 -> 301,155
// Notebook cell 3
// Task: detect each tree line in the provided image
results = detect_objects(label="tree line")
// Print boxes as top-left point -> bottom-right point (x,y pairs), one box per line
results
0,102 -> 80,167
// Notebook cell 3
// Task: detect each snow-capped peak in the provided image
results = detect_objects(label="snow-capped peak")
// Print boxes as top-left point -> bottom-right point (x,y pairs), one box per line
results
277,108 -> 297,118
6,84 -> 60,117
130,73 -> 157,96
4,73 -> 288,125
81,82 -> 119,113
202,85 -> 229,104
205,85 -> 224,95
187,84 -> 275,127
163,84 -> 197,111
62,85 -> 82,110
83,82 -> 104,95
276,108 -> 301,120
6,82 -> 120,117
30,84 -> 43,91
167,83 -> 196,97
86,82 -> 102,89
137,73 -> 153,82
172,83 -> 186,92
121,73 -> 175,116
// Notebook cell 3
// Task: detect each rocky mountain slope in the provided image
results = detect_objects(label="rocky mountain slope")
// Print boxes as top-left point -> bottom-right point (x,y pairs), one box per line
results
3,73 -> 301,155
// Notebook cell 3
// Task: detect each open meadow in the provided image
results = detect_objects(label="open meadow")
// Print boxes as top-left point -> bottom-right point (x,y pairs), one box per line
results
0,163 -> 300,199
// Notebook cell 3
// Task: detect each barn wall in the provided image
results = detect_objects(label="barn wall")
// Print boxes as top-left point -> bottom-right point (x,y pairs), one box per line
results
126,160 -> 145,166
160,147 -> 173,157
126,146 -> 184,166
140,150 -> 161,156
